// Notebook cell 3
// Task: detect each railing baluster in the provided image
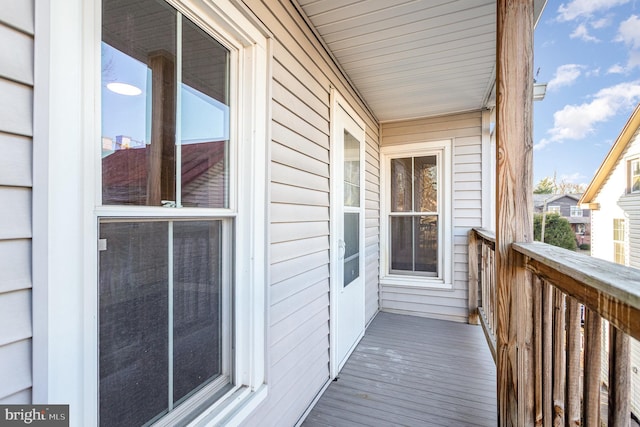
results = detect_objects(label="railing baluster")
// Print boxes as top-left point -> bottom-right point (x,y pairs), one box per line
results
553,288 -> 566,426
583,307 -> 601,427
543,280 -> 553,427
565,296 -> 581,426
608,326 -> 631,427
534,275 -> 543,426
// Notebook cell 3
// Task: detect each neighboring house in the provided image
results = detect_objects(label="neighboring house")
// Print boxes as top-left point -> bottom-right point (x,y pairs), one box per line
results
0,1 -> 548,427
533,193 -> 591,246
579,103 -> 640,419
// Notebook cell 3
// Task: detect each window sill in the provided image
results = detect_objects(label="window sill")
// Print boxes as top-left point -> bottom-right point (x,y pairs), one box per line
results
380,275 -> 453,290
188,384 -> 268,427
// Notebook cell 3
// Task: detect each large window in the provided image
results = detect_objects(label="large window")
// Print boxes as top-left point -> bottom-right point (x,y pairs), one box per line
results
381,141 -> 451,286
97,1 -> 265,425
570,206 -> 583,217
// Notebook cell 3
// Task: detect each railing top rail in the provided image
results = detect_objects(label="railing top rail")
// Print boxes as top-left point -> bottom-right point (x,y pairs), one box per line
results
513,241 -> 640,340
472,227 -> 496,243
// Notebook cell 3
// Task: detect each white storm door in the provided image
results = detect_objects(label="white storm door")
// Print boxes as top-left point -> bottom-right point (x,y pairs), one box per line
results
331,94 -> 366,375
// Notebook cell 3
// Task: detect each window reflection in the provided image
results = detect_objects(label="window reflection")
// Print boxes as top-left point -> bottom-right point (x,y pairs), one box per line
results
101,0 -> 230,207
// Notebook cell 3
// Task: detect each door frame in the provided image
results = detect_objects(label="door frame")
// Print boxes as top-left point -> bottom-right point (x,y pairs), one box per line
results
329,89 -> 366,378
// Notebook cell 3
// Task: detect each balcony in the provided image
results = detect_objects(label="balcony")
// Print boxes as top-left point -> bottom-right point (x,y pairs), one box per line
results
303,312 -> 496,426
304,228 -> 640,426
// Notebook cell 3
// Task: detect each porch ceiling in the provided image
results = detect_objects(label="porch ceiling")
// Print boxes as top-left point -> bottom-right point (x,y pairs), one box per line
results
294,0 -> 546,122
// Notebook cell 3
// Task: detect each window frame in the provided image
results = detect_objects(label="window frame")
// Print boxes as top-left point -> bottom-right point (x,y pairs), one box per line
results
33,1 -> 270,425
613,218 -> 626,265
380,140 -> 452,289
570,206 -> 583,217
628,158 -> 640,194
547,205 -> 561,214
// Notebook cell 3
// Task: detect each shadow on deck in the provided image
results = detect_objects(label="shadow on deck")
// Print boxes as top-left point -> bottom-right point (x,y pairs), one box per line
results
303,312 -> 497,427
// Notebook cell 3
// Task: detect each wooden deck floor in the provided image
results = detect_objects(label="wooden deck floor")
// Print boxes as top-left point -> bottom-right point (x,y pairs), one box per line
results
302,312 -> 497,427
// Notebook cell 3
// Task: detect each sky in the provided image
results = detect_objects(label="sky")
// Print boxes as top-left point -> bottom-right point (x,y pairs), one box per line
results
533,0 -> 640,188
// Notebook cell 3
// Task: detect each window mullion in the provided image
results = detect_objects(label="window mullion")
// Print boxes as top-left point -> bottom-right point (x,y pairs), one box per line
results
175,13 -> 183,208
168,220 -> 175,411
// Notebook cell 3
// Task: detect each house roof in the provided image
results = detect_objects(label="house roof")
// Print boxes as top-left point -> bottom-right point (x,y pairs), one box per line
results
293,0 -> 547,122
532,193 -> 581,208
579,104 -> 640,208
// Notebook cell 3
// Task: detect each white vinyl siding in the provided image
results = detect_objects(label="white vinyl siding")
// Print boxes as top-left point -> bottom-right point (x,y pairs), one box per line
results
239,1 -> 379,426
380,112 -> 483,323
0,0 -> 33,404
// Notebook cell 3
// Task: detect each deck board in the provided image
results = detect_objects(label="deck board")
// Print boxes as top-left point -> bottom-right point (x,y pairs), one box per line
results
302,312 -> 497,426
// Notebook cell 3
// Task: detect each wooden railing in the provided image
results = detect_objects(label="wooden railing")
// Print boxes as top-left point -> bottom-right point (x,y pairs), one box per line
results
468,228 -> 497,360
469,227 -> 640,426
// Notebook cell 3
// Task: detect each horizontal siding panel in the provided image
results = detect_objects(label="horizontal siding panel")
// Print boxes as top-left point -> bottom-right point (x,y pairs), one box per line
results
271,235 -> 329,264
0,0 -> 33,34
272,72 -> 328,133
0,239 -> 31,293
271,264 -> 329,306
271,221 -> 328,244
0,388 -> 31,404
0,187 -> 31,239
382,127 -> 480,145
272,143 -> 329,179
0,289 -> 31,346
454,144 -> 482,155
270,323 -> 328,386
0,24 -> 33,85
271,250 -> 329,285
271,294 -> 328,348
271,278 -> 328,326
0,133 -> 32,186
0,338 -> 31,400
272,122 -> 329,164
273,102 -> 329,146
271,203 -> 329,223
270,307 -> 328,364
271,162 -> 329,192
271,182 -> 328,207
381,301 -> 468,322
0,79 -> 32,137
266,341 -> 329,427
272,44 -> 330,110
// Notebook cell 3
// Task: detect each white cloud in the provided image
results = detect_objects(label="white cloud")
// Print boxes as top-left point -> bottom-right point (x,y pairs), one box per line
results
591,16 -> 612,28
547,64 -> 585,91
607,63 -> 626,74
616,15 -> 640,49
534,138 -> 553,151
542,81 -> 640,146
557,0 -> 630,22
586,67 -> 601,77
570,24 -> 600,42
611,16 -> 640,73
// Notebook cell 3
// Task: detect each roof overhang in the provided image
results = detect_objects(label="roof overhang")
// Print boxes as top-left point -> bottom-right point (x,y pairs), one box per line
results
293,0 -> 548,122
579,104 -> 640,207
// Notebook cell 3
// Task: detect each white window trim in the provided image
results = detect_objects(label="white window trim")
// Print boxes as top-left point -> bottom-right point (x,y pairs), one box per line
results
629,158 -> 640,194
380,140 -> 453,289
33,1 -> 270,425
570,206 -> 583,217
547,205 -> 561,214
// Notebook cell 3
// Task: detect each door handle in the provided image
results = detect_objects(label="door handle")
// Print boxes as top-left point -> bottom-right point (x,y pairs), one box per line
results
338,239 -> 346,260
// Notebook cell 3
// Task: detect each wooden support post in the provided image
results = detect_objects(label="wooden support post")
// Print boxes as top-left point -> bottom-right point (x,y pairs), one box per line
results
469,230 -> 479,325
583,308 -> 601,427
608,325 -> 630,427
496,0 -> 535,425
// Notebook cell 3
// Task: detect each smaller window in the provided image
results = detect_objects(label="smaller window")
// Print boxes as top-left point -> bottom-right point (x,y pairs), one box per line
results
630,159 -> 640,193
613,218 -> 626,265
547,205 -> 560,214
570,206 -> 582,217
